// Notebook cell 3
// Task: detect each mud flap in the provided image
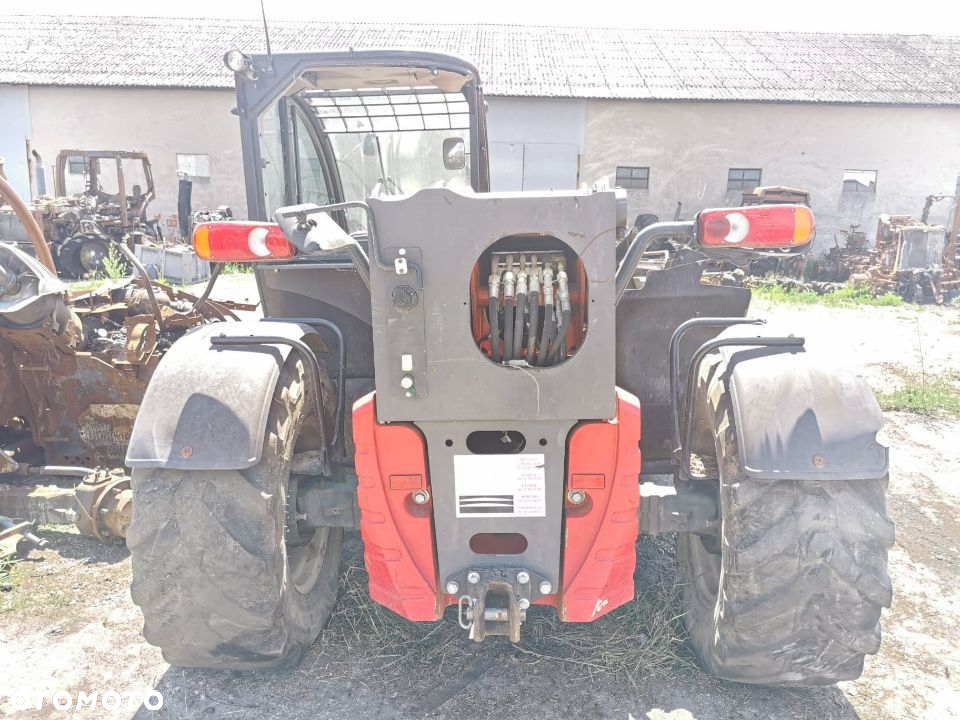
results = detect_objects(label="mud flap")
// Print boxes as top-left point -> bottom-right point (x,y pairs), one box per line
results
720,343 -> 888,481
125,321 -> 323,470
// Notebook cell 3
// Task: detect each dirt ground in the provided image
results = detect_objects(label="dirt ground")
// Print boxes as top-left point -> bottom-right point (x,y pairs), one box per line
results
1,289 -> 958,720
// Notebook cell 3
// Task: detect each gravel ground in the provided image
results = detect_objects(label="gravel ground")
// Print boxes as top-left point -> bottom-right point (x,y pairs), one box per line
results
0,291 -> 958,720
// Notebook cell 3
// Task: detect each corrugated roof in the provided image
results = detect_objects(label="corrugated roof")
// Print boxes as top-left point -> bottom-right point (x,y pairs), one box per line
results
2,15 -> 960,104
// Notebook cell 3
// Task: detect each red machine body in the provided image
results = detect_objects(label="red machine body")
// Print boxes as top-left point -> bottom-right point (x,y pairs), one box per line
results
352,389 -> 642,623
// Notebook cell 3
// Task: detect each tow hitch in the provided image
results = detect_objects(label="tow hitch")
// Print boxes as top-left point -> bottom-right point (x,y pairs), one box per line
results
450,567 -> 552,642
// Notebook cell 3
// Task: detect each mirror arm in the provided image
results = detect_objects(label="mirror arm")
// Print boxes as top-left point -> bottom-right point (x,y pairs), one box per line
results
615,221 -> 695,304
277,200 -> 387,272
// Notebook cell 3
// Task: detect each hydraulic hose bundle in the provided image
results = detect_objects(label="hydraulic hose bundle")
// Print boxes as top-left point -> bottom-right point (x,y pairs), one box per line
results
486,253 -> 574,367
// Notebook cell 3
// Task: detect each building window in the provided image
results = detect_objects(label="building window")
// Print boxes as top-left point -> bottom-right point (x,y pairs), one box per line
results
615,166 -> 649,190
842,169 -> 877,194
727,168 -> 762,191
67,157 -> 86,174
177,153 -> 211,178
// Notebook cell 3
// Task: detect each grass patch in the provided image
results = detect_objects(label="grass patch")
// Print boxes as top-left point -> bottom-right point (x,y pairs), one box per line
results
101,243 -> 127,280
311,539 -> 689,688
752,284 -> 903,308
0,558 -> 23,613
222,262 -> 254,275
876,372 -> 960,417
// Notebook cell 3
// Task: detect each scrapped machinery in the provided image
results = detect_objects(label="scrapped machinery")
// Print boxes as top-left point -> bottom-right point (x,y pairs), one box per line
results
810,224 -> 873,282
868,210 -> 959,303
120,50 -> 893,686
0,175 -> 248,543
32,150 -> 160,278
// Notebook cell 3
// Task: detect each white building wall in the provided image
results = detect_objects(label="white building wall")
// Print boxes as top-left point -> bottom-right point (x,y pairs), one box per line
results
25,86 -> 247,236
0,85 -> 32,200
580,100 -> 960,247
9,87 -> 960,250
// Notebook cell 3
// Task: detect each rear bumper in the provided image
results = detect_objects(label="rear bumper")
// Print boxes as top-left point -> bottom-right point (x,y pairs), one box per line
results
351,388 -> 642,624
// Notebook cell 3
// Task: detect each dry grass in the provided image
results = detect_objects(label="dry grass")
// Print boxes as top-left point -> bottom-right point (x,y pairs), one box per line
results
309,537 -> 690,690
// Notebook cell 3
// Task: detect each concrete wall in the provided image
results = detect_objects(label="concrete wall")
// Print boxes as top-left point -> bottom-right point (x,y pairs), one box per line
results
581,100 -> 960,247
0,85 -> 32,200
25,86 -> 246,236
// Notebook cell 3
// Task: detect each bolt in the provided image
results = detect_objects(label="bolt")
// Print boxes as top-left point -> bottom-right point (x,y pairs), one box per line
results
445,580 -> 460,595
467,571 -> 480,584
179,445 -> 193,458
411,489 -> 430,505
539,580 -> 553,595
516,571 -> 530,585
567,489 -> 586,505
519,598 -> 530,610
812,454 -> 827,468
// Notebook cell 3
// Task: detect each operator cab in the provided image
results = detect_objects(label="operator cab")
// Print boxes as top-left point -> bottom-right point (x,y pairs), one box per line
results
233,50 -> 490,234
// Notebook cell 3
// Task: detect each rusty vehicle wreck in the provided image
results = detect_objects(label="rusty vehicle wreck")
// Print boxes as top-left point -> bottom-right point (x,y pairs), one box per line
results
0,174 -> 249,545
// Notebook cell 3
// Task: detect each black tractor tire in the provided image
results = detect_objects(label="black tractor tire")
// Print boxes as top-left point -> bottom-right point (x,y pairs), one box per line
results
678,359 -> 894,686
55,237 -> 84,278
77,234 -> 111,275
127,357 -> 343,670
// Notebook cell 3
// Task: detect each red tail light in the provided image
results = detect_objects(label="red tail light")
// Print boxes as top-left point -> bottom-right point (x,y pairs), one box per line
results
698,205 -> 815,249
192,222 -> 296,262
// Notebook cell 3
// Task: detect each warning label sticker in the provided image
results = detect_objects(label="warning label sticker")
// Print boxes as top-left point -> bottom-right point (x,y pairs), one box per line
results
453,454 -> 546,518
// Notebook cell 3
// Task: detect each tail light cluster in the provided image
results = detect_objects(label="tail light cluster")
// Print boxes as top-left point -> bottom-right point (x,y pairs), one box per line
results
697,205 -> 815,249
192,222 -> 296,262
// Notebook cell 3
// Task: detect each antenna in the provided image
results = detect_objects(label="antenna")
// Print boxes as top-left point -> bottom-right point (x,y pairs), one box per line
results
260,0 -> 274,73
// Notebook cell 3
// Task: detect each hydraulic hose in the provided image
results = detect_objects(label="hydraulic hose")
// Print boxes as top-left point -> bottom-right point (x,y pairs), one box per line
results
512,291 -> 526,360
502,265 -> 516,362
503,298 -> 514,362
548,265 -> 571,363
549,308 -> 571,363
526,286 -> 540,363
512,268 -> 527,360
538,304 -> 555,366
537,264 -> 555,366
488,272 -> 501,363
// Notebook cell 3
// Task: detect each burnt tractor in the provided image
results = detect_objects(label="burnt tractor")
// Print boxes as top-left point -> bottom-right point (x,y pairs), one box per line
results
0,174 -> 243,471
869,213 -> 958,303
812,224 -> 873,282
36,150 -> 160,278
124,51 -> 893,685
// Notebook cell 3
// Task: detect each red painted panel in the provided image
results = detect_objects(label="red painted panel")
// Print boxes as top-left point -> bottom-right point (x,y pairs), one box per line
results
352,392 -> 441,621
560,388 -> 642,622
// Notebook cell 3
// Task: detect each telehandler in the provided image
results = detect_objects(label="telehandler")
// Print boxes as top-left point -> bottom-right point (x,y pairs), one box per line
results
125,50 -> 892,685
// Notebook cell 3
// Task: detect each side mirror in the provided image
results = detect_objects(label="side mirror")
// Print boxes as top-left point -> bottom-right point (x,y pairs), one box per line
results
442,137 -> 466,171
275,204 -> 358,254
362,134 -> 379,157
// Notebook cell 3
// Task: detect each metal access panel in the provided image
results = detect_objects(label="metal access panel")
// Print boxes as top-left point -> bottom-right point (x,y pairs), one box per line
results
366,188 -> 619,423
417,419 -> 574,588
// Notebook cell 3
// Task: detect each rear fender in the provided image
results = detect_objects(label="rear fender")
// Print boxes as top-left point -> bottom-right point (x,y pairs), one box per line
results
125,321 -> 324,470
694,340 -> 888,481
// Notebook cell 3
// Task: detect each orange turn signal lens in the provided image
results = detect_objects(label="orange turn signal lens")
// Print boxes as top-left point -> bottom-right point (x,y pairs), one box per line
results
698,205 -> 815,249
191,222 -> 296,262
